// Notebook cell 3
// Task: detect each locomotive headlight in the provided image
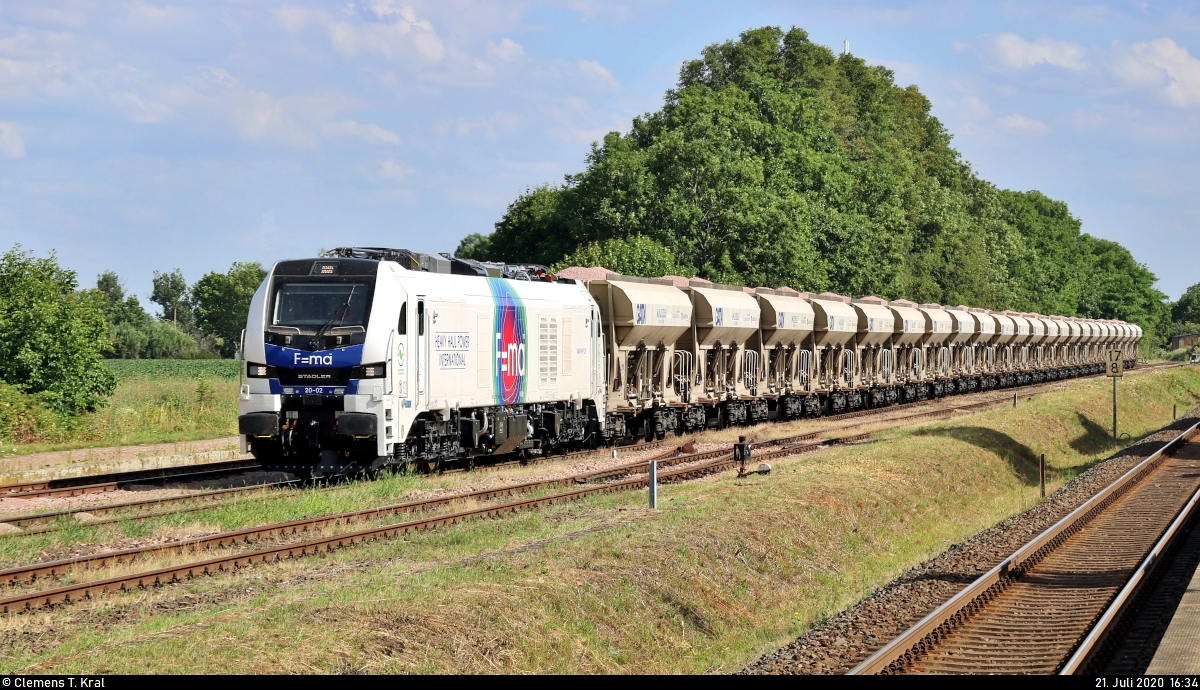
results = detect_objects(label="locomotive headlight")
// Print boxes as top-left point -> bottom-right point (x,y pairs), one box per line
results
354,363 -> 387,378
246,363 -> 276,378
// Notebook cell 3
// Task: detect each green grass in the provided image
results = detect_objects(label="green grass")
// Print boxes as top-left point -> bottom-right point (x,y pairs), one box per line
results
4,369 -> 240,457
3,366 -> 1199,673
103,359 -> 241,381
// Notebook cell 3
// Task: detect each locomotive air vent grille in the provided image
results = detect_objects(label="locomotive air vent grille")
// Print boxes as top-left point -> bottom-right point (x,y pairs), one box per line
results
539,315 -> 559,388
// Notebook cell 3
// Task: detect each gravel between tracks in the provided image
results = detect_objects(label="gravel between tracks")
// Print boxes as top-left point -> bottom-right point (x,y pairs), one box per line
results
742,406 -> 1200,675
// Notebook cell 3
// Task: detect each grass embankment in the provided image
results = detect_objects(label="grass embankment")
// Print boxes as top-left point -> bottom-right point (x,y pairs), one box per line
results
1,360 -> 239,457
3,366 -> 1200,673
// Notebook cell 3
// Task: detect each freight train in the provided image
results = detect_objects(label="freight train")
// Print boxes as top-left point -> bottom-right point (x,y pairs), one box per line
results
237,247 -> 1142,476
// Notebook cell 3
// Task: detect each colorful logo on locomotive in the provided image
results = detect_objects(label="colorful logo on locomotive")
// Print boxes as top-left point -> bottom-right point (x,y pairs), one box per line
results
487,278 -> 528,404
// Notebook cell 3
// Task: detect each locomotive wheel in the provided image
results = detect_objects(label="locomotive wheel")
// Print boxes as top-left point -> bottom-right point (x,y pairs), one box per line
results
420,456 -> 441,474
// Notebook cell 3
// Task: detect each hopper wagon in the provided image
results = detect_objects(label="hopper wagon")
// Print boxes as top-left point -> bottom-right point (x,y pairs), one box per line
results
236,247 -> 1143,476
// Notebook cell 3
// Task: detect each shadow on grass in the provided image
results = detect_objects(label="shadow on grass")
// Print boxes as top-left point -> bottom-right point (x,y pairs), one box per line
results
925,427 -> 1040,486
1069,413 -> 1117,456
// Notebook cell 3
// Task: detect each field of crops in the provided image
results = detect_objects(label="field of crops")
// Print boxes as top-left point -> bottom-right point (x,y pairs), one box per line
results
103,359 -> 242,380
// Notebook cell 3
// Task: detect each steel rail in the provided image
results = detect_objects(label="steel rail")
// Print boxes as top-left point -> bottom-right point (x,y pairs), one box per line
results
0,438 -> 700,586
0,387 -> 1053,536
1,459 -> 261,497
0,432 -> 858,612
0,480 -> 303,535
1060,446 -> 1200,673
0,361 -> 1162,501
849,418 -> 1200,675
0,439 -> 686,536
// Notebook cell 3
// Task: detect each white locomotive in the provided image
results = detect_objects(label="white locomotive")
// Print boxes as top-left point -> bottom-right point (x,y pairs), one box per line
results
238,248 -> 606,476
238,247 -> 1142,476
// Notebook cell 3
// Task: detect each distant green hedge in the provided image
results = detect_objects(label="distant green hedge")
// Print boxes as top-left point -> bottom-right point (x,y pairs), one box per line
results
103,359 -> 242,380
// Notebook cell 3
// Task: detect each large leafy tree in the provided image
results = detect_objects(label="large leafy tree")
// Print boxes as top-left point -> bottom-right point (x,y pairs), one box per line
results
0,246 -> 116,414
192,262 -> 266,357
468,26 -> 1170,343
1173,282 -> 1200,326
151,268 -> 193,326
1075,235 -> 1170,349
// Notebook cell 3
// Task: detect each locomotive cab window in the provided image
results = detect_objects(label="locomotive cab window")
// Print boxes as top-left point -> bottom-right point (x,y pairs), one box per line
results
398,302 -> 407,335
417,301 -> 424,336
272,283 -> 369,328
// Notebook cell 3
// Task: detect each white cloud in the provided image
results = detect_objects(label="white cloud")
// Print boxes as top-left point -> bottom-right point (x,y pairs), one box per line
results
567,0 -> 632,25
996,113 -> 1051,134
863,56 -> 920,83
959,95 -> 993,121
578,59 -> 619,91
120,3 -> 194,30
112,92 -> 172,123
441,111 -> 521,139
0,122 -> 25,158
991,33 -> 1087,70
329,5 -> 444,62
1115,38 -> 1200,108
1067,108 -> 1106,129
166,69 -> 354,147
274,6 -> 317,34
17,7 -> 88,29
323,119 -> 400,144
379,159 -> 414,179
486,38 -> 523,62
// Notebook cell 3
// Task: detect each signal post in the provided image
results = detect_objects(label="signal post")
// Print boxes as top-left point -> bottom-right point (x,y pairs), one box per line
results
1107,348 -> 1124,442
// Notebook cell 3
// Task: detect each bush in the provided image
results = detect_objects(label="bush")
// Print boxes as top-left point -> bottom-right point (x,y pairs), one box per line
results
0,246 -> 116,415
0,381 -> 64,445
109,319 -> 216,359
552,236 -> 692,278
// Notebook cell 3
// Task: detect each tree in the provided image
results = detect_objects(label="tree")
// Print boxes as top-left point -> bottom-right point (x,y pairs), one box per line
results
552,235 -> 691,278
151,269 -> 192,326
454,233 -> 493,261
0,246 -> 116,415
467,25 -> 1167,338
1076,235 -> 1170,349
192,262 -> 266,357
1173,282 -> 1200,325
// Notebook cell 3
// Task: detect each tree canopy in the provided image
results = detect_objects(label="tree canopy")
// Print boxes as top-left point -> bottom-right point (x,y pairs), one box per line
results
466,27 -> 1171,344
551,235 -> 689,278
192,262 -> 266,357
0,247 -> 115,415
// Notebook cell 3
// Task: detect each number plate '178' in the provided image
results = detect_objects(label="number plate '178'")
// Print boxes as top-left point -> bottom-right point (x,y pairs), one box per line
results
1107,349 -> 1124,378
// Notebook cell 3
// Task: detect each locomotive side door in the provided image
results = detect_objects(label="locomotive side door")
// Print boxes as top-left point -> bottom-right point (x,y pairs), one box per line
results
592,308 -> 603,399
417,297 -> 426,405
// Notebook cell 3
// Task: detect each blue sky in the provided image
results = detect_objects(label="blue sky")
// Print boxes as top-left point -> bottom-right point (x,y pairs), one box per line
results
2,1 -> 1199,308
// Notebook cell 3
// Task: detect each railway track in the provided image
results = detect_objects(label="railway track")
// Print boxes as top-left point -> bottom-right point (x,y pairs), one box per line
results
3,364 -> 1175,535
850,418 -> 1200,675
3,362 -> 1166,500
1,364 -> 1187,613
0,459 -> 261,498
0,390 -> 1022,535
0,426 -> 876,613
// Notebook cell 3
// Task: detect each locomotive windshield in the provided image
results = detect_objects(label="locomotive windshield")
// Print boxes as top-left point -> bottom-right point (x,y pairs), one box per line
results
272,283 -> 370,328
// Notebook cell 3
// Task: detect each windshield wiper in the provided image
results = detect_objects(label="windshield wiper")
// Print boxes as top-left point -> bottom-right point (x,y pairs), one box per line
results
309,286 -> 357,350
